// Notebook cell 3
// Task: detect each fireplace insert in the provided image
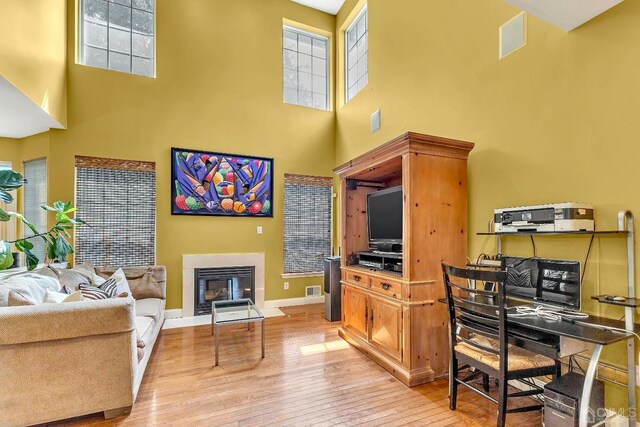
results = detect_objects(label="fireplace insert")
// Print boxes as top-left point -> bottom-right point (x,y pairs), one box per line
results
194,266 -> 255,315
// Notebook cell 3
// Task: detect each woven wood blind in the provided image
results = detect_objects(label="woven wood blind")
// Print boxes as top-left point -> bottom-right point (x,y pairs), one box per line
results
75,156 -> 156,267
23,158 -> 48,262
283,174 -> 333,274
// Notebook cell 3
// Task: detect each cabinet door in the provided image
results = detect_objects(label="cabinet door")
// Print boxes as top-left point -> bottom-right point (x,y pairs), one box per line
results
369,294 -> 403,360
342,284 -> 369,340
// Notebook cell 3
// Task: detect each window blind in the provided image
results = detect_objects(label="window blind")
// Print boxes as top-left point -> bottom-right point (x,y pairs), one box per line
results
75,156 -> 156,267
23,158 -> 48,262
283,174 -> 333,274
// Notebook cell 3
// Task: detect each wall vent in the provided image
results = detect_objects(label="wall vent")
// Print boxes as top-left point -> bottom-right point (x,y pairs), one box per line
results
306,285 -> 321,297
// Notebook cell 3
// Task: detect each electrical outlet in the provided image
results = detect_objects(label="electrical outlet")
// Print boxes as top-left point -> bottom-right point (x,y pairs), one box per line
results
257,226 -> 263,235
284,282 -> 289,290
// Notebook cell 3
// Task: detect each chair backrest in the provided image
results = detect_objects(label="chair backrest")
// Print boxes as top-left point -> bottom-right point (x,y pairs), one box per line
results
442,264 -> 509,371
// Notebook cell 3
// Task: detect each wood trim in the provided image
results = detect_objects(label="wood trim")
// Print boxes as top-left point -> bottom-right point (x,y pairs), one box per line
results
284,173 -> 333,186
341,266 -> 435,286
333,131 -> 475,178
75,155 -> 156,172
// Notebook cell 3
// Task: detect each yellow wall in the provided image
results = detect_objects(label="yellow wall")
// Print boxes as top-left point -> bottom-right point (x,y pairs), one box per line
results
0,0 -> 67,127
336,0 -> 638,409
19,0 -> 337,308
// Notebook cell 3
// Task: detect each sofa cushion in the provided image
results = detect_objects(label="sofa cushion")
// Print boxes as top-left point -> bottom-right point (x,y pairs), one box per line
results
49,268 -> 91,292
0,273 -> 60,307
135,298 -> 163,322
44,289 -> 85,304
135,316 -> 155,345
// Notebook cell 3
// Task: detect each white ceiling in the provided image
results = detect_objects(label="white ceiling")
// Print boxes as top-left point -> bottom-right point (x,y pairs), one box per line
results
291,0 -> 346,15
504,0 -> 624,31
0,76 -> 63,139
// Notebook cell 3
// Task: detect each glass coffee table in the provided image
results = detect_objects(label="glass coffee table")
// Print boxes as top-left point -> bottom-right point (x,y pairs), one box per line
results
211,298 -> 265,366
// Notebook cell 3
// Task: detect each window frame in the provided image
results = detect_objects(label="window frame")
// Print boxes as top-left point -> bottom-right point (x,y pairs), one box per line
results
345,5 -> 368,103
282,25 -> 330,111
78,0 -> 156,77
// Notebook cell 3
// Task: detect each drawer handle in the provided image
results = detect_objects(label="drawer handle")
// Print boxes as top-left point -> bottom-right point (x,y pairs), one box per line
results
353,275 -> 361,282
381,283 -> 391,290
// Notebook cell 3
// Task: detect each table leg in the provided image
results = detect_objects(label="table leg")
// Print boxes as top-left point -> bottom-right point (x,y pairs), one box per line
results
261,319 -> 265,359
215,323 -> 219,366
211,312 -> 214,335
580,344 -> 603,427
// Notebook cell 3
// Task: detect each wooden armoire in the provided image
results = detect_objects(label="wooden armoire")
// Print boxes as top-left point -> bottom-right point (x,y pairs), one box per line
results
333,131 -> 474,386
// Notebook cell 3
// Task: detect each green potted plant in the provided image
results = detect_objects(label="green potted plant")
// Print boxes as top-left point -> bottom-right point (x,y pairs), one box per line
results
0,169 -> 85,271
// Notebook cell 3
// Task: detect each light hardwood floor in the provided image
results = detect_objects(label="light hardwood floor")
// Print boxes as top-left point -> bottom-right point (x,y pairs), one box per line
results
53,304 -> 542,426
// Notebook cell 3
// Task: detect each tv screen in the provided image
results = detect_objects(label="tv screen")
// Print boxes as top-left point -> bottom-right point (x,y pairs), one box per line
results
367,186 -> 403,242
501,256 -> 581,310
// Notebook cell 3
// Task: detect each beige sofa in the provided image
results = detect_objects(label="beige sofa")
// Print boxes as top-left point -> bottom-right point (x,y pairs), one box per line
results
0,265 -> 166,426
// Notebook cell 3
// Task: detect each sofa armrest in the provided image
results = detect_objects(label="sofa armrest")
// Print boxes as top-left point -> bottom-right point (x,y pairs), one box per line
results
0,297 -> 136,346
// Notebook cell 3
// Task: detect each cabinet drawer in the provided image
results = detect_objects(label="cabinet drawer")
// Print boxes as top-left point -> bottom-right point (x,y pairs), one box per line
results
343,270 -> 371,286
370,277 -> 402,299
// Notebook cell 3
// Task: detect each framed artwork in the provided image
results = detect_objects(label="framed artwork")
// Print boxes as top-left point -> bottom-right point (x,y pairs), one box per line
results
171,148 -> 273,217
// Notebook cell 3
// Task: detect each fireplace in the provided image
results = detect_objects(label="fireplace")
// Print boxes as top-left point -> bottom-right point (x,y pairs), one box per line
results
194,266 -> 255,315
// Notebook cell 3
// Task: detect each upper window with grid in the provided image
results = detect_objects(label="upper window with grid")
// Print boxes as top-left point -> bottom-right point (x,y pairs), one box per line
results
79,0 -> 155,77
283,26 -> 329,111
345,7 -> 368,103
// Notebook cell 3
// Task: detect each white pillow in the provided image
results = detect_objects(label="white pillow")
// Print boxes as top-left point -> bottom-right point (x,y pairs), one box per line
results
110,268 -> 132,297
44,288 -> 84,303
0,273 -> 60,307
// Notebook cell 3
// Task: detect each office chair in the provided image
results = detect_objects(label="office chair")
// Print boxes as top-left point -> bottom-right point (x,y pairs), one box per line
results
442,264 -> 560,427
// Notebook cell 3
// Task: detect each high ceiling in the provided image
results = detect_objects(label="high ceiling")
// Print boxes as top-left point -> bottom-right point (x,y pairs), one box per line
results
291,0 -> 346,15
0,77 -> 63,139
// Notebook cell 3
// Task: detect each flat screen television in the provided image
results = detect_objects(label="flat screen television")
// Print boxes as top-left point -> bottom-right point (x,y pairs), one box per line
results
367,186 -> 403,245
501,256 -> 581,310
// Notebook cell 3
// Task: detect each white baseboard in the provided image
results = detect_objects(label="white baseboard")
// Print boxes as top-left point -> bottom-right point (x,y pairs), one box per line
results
165,309 -> 183,319
263,295 -> 325,309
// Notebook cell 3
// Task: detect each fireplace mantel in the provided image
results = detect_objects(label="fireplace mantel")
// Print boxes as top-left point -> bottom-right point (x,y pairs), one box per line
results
182,253 -> 265,317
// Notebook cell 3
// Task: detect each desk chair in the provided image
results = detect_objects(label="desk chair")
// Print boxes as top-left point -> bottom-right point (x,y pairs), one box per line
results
442,264 -> 560,427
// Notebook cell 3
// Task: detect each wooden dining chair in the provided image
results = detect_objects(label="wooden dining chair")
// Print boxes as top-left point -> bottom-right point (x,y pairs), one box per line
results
442,264 -> 560,427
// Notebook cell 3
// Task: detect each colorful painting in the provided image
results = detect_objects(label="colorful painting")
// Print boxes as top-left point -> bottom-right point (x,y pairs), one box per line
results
171,148 -> 273,217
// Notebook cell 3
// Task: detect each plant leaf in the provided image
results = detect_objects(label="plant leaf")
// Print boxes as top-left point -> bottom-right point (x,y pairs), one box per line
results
15,239 -> 34,252
0,190 -> 13,203
0,208 -> 10,222
0,241 -> 13,270
53,201 -> 66,212
0,170 -> 24,190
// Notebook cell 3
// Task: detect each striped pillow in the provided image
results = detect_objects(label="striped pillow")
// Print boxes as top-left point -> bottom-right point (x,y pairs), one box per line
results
78,278 -> 118,300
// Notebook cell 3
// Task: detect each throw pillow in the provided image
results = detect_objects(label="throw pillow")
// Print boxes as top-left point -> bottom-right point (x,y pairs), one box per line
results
127,270 -> 163,300
0,273 -> 60,307
96,267 -> 163,300
109,268 -> 132,297
72,262 -> 106,286
44,288 -> 85,303
78,279 -> 117,300
7,290 -> 37,306
49,267 -> 92,292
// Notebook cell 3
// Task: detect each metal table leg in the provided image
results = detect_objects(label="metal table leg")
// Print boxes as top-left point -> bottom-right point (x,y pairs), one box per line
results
214,323 -> 219,366
580,344 -> 603,427
261,319 -> 265,359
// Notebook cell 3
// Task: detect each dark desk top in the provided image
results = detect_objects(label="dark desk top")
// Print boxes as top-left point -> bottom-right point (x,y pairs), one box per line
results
438,298 -> 634,346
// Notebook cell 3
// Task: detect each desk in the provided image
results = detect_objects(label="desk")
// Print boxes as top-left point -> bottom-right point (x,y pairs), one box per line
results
439,299 -> 635,426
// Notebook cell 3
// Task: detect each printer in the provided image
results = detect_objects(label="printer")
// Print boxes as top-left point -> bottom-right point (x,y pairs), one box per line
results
494,203 -> 594,233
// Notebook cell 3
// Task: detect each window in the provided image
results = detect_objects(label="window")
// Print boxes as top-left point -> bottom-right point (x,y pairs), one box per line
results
283,26 -> 329,111
79,0 -> 155,77
345,6 -> 368,103
0,162 -> 16,244
23,159 -> 47,263
283,174 -> 332,275
75,156 -> 156,267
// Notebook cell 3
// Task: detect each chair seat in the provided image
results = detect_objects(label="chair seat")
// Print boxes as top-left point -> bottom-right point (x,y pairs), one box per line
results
455,335 -> 556,372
